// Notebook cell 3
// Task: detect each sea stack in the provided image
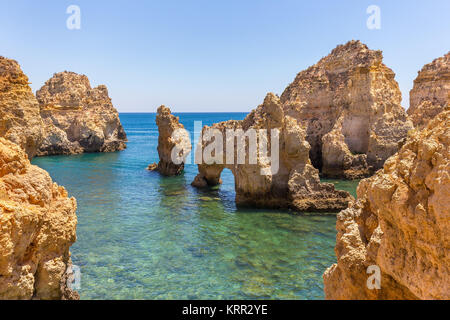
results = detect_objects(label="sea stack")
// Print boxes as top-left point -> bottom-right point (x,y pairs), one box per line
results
0,57 -> 44,159
323,108 -> 450,299
408,52 -> 450,129
0,137 -> 78,299
281,40 -> 413,179
36,71 -> 127,156
191,93 -> 352,212
147,105 -> 192,176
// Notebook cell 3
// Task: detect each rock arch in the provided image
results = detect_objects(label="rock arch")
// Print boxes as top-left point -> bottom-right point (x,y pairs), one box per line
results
191,93 -> 352,212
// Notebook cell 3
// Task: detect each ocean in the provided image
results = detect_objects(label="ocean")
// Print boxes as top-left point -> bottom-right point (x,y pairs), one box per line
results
32,113 -> 358,300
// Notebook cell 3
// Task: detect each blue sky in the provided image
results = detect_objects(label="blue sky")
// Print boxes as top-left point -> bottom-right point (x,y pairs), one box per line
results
1,0 -> 449,112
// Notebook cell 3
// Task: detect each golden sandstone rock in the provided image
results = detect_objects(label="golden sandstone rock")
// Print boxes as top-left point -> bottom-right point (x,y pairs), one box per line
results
281,41 -> 413,179
323,108 -> 450,299
408,52 -> 450,129
148,105 -> 192,176
1,57 -> 129,300
0,58 -> 79,300
36,71 -> 127,155
0,138 -> 78,299
0,57 -> 43,159
191,93 -> 352,212
1,42 -> 448,301
0,57 -> 127,158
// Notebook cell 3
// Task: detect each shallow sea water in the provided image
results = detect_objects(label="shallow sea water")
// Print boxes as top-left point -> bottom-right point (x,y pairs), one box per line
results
32,113 -> 359,300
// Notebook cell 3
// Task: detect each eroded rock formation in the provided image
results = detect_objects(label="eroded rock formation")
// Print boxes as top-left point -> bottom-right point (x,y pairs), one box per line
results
408,52 -> 450,129
0,57 -> 43,159
281,40 -> 413,179
191,93 -> 352,212
147,105 -> 191,176
323,108 -> 450,299
36,71 -> 127,155
0,137 -> 78,299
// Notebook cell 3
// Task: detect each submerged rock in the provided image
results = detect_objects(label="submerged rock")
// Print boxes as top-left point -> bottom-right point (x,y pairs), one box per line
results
323,108 -> 450,299
408,52 -> 450,129
36,71 -> 127,155
0,57 -> 44,159
281,40 -> 413,179
148,105 -> 191,176
191,93 -> 352,212
0,137 -> 78,299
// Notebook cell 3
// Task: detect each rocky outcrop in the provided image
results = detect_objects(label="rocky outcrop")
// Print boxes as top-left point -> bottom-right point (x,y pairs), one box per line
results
0,60 -> 126,158
281,40 -> 413,179
191,93 -> 352,212
0,137 -> 78,299
36,71 -> 127,156
323,108 -> 450,299
0,57 -> 43,159
147,105 -> 191,176
408,52 -> 450,129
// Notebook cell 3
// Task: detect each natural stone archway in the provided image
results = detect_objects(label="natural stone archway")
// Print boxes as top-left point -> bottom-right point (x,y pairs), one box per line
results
191,93 -> 352,212
280,40 -> 413,179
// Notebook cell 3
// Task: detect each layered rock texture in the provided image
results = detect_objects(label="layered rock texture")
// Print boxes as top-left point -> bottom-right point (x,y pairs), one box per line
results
191,93 -> 352,212
0,137 -> 78,299
0,58 -> 79,299
281,40 -> 413,179
0,59 -> 127,158
36,71 -> 127,156
323,108 -> 450,299
0,57 -> 43,159
408,52 -> 450,129
147,105 -> 192,176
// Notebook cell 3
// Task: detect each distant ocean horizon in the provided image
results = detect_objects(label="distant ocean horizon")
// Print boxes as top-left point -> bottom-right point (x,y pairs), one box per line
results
32,112 -> 358,300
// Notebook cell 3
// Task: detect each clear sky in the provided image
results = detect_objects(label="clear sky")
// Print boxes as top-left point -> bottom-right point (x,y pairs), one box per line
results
1,0 -> 449,112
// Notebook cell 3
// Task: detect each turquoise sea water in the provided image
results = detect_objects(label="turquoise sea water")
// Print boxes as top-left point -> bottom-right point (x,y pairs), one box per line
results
32,113 -> 358,300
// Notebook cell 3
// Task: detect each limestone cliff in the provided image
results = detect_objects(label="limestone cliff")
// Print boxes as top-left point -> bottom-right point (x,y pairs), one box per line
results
408,52 -> 450,129
0,137 -> 78,299
281,40 -> 413,179
191,93 -> 352,212
0,57 -> 43,159
323,108 -> 449,299
147,105 -> 192,176
36,71 -> 127,156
